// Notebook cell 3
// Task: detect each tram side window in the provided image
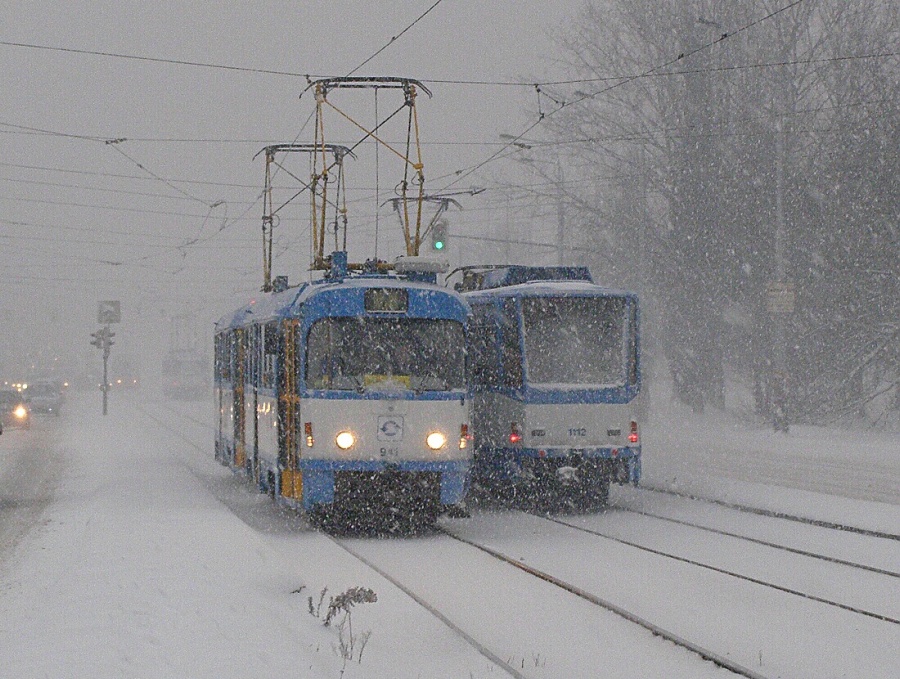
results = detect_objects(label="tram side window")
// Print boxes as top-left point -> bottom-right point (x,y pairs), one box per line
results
246,325 -> 261,386
242,329 -> 250,384
215,334 -> 228,382
262,322 -> 279,389
628,301 -> 638,386
224,334 -> 232,382
230,331 -> 241,382
225,333 -> 233,382
500,299 -> 523,390
469,304 -> 500,388
214,335 -> 221,380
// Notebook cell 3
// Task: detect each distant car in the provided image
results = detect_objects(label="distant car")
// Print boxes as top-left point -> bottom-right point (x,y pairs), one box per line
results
0,389 -> 31,430
25,380 -> 64,415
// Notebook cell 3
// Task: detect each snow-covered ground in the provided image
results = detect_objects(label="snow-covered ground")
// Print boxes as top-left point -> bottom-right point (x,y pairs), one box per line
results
0,390 -> 897,678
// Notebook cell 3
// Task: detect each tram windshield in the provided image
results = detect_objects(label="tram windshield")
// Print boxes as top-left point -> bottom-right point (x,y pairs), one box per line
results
306,317 -> 466,391
522,296 -> 627,387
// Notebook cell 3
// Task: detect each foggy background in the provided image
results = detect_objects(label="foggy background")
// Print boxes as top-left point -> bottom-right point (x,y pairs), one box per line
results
2,0 -> 897,427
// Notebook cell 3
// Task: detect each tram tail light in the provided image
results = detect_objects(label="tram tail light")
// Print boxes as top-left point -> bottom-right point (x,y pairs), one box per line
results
628,420 -> 639,444
459,424 -> 470,449
305,422 -> 314,447
509,422 -> 522,445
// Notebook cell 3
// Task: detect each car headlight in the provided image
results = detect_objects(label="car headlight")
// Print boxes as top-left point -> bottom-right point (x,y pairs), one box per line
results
14,405 -> 28,419
426,431 -> 447,450
335,431 -> 356,450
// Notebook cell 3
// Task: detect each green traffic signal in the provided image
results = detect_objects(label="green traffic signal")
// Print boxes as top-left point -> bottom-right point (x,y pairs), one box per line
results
430,219 -> 448,251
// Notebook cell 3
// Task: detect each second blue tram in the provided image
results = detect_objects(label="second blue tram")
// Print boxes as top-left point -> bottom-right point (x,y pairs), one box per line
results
457,265 -> 641,509
214,254 -> 472,529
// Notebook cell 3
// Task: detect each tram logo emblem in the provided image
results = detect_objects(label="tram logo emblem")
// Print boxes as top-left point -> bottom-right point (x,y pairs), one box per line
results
377,416 -> 404,441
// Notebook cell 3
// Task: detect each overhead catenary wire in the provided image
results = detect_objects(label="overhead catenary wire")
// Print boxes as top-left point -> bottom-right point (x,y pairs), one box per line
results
0,121 -> 219,208
437,0 -> 812,192
1,37 -> 892,89
344,0 -> 447,77
4,0 -> 885,284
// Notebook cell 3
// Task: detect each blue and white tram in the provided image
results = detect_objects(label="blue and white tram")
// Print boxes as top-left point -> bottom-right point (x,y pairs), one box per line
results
214,253 -> 472,529
457,265 -> 641,508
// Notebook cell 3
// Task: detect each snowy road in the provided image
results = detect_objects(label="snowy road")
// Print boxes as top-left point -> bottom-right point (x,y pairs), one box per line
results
0,423 -> 64,566
0,391 -> 897,678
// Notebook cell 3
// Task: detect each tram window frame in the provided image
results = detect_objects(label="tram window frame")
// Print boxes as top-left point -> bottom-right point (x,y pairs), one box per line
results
262,322 -> 279,389
227,333 -> 235,382
469,303 -> 500,388
215,334 -> 228,382
214,334 -> 221,380
246,324 -> 261,387
223,333 -> 229,381
500,299 -> 523,390
244,326 -> 252,385
628,301 -> 639,386
228,330 -> 241,385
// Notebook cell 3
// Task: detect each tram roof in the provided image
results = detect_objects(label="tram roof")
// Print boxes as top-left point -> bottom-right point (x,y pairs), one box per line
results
463,278 -> 637,301
215,273 -> 468,331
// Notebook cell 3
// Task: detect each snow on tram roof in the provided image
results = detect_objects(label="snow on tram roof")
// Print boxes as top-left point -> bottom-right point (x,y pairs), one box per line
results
215,273 -> 462,330
465,278 -> 636,299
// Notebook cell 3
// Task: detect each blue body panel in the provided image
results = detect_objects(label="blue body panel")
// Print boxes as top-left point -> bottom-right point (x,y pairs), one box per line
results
214,261 -> 473,518
300,459 -> 471,509
461,267 -> 643,492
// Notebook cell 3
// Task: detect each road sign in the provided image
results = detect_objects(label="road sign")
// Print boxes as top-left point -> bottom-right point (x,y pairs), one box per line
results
98,300 -> 121,324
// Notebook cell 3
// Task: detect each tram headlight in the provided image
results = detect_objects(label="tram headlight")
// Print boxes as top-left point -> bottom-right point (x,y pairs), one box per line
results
426,431 -> 447,450
335,431 -> 356,450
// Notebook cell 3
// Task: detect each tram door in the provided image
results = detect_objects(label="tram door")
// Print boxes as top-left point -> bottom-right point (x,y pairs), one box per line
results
279,320 -> 302,500
233,328 -> 246,468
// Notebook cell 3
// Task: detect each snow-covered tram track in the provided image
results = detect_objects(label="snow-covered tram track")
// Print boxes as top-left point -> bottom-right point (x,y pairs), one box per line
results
441,511 -> 900,679
327,534 -> 531,679
433,525 -> 767,679
143,402 -> 740,677
146,401 -> 897,678
609,505 -> 900,578
535,511 -> 899,624
639,484 -> 900,540
329,528 -> 748,679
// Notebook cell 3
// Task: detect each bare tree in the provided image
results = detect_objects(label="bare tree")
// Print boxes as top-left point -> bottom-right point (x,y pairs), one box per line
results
536,0 -> 899,424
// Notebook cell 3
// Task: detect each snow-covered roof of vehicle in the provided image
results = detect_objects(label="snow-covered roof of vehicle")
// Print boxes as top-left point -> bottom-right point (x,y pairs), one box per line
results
457,265 -> 593,291
464,278 -> 636,300
215,272 -> 468,331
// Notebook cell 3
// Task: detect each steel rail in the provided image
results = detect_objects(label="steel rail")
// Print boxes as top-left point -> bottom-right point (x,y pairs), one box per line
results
438,525 -> 768,679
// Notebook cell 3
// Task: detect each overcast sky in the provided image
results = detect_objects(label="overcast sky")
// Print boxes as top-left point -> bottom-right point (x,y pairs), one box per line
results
0,1 -> 583,380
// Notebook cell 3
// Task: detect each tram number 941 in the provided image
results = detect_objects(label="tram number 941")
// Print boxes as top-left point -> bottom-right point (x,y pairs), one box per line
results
568,428 -> 587,437
380,447 -> 399,460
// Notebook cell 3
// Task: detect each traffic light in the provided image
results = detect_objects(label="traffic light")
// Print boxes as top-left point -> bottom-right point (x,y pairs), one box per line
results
90,327 -> 115,349
431,219 -> 448,251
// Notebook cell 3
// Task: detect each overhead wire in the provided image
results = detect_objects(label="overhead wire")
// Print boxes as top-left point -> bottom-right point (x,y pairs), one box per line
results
0,38 -> 313,78
437,0 -> 812,191
8,0 -> 882,282
345,0 -> 447,76
1,36 -> 891,89
0,121 -> 218,208
0,160 -> 259,188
